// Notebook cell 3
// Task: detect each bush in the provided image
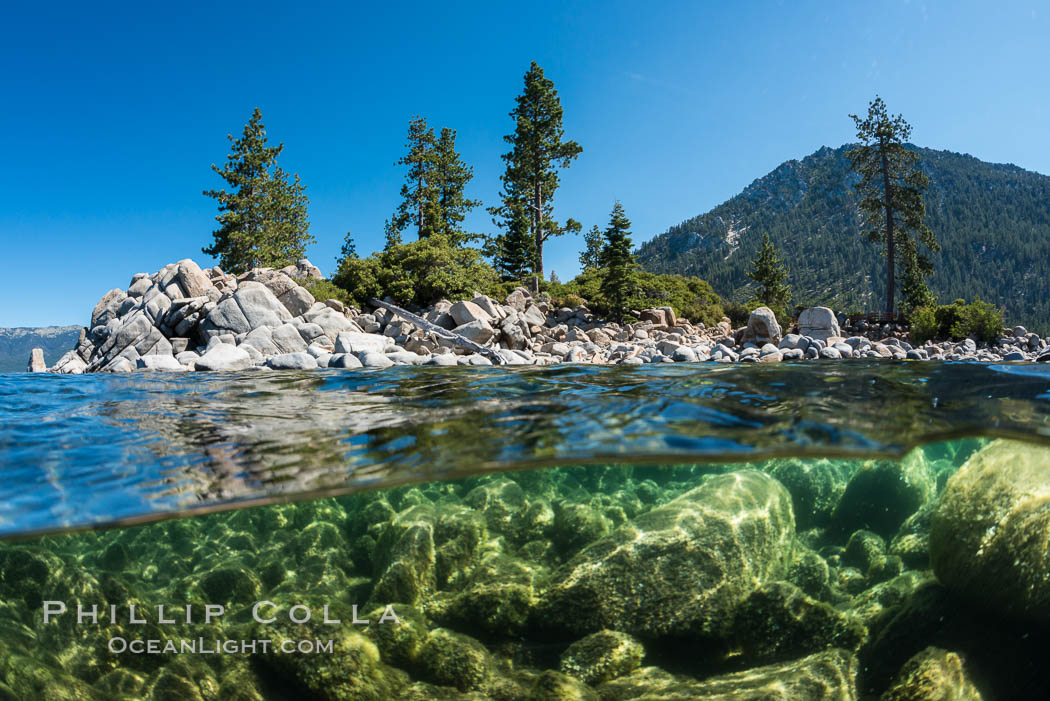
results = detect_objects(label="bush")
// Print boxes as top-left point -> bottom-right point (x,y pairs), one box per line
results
908,305 -> 938,344
724,301 -> 751,328
908,298 -> 1004,344
950,298 -> 1004,343
333,235 -> 501,308
301,278 -> 355,308
554,269 -> 726,327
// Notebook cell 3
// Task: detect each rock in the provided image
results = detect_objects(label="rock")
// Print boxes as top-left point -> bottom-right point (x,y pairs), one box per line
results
327,353 -> 363,369
741,307 -> 783,345
335,332 -> 391,355
91,288 -> 127,327
306,306 -> 360,340
175,259 -> 213,298
51,350 -> 87,374
671,346 -> 697,362
278,285 -> 315,316
559,630 -> 644,685
529,670 -> 599,700
1002,351 -> 1026,361
732,581 -> 868,664
597,649 -> 858,700
424,353 -> 458,366
639,309 -> 670,327
880,646 -> 985,701
540,470 -> 795,637
471,295 -> 503,320
521,304 -> 547,328
505,288 -> 530,312
271,323 -> 308,354
448,300 -> 492,326
136,355 -> 185,371
799,306 -> 841,342
833,456 -> 932,539
820,347 -> 842,359
930,440 -> 1050,622
418,629 -> 490,692
453,320 -> 495,345
359,351 -> 394,368
194,344 -> 253,371
265,352 -> 318,370
27,348 -> 46,372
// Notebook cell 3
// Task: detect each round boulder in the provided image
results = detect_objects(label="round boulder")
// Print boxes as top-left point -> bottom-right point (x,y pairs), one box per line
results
930,440 -> 1050,622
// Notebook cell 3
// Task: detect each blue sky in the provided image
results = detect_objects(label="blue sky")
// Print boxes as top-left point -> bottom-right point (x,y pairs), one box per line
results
1,0 -> 1048,326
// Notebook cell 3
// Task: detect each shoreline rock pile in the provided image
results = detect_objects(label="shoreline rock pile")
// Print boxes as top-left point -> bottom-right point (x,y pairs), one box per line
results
35,258 -> 1050,373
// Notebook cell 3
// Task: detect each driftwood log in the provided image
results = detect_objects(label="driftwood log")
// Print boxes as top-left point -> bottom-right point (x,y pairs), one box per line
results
368,298 -> 507,365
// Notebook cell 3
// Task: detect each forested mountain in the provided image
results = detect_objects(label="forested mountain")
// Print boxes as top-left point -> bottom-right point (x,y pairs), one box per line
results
637,145 -> 1050,331
0,326 -> 80,373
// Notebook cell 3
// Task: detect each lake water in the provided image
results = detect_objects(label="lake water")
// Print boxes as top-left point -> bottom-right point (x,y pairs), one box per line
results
1,362 -> 1049,699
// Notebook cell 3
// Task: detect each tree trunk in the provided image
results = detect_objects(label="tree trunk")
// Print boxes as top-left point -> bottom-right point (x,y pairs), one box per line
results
879,138 -> 895,315
533,180 -> 543,278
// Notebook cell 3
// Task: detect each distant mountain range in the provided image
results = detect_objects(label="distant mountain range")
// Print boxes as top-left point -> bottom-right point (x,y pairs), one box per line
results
637,145 -> 1050,332
0,326 -> 81,373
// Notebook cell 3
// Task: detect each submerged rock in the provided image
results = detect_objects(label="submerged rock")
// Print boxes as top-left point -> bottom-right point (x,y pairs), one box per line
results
930,440 -> 1050,622
597,648 -> 858,700
539,470 -> 795,637
880,646 -> 985,701
559,629 -> 645,685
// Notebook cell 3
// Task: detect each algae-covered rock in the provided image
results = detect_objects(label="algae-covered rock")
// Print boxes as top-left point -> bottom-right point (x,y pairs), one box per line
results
767,457 -> 856,529
559,629 -> 645,685
370,504 -> 438,606
529,670 -> 600,700
833,456 -> 933,539
596,648 -> 859,700
880,647 -> 985,701
731,581 -> 868,664
930,440 -> 1050,622
418,628 -> 491,692
540,470 -> 795,637
786,541 -> 831,599
363,604 -> 429,668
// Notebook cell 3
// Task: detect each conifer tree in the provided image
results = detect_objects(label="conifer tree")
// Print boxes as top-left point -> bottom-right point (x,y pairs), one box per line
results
579,224 -> 604,270
203,108 -> 313,273
432,127 -> 481,243
746,233 -> 791,312
489,62 -> 582,279
392,116 -> 439,240
599,202 -> 639,323
847,96 -> 939,314
383,220 -> 401,250
338,232 -> 358,262
488,200 -> 537,280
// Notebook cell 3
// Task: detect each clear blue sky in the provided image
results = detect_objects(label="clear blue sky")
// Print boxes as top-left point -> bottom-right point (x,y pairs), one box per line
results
2,1 -> 1048,327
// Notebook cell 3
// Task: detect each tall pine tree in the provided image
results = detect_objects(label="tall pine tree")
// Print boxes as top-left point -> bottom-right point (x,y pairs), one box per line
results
746,233 -> 791,312
392,116 -> 439,240
847,96 -> 938,315
579,224 -> 604,270
203,108 -> 313,273
432,127 -> 481,244
488,199 -> 536,280
599,202 -> 639,323
489,62 -> 582,280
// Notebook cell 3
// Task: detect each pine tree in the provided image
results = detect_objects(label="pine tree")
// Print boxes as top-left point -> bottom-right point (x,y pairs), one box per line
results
599,202 -> 639,323
847,96 -> 939,314
338,231 -> 358,262
392,116 -> 439,240
488,200 -> 536,280
746,233 -> 791,312
489,61 -> 582,279
432,127 -> 481,244
203,108 -> 314,273
579,224 -> 604,270
383,219 -> 401,251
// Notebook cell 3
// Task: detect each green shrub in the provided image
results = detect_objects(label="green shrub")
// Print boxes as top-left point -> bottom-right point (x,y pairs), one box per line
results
333,235 -> 500,308
950,298 -> 1004,343
724,301 -> 751,327
908,298 -> 1004,344
301,278 -> 354,307
908,305 -> 938,344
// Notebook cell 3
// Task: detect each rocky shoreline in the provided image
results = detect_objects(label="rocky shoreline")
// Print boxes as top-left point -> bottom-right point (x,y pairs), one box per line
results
31,258 -> 1050,373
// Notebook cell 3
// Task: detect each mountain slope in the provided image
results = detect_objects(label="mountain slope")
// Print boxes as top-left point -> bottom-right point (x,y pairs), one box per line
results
637,145 -> 1050,331
0,326 -> 81,373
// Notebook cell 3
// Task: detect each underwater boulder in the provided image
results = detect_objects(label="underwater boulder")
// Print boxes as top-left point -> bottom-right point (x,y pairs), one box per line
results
370,504 -> 438,607
930,440 -> 1050,622
832,454 -> 934,540
767,457 -> 856,530
418,628 -> 491,692
529,670 -> 600,700
539,470 -> 795,638
559,629 -> 645,685
596,648 -> 858,699
731,581 -> 868,665
880,646 -> 985,701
